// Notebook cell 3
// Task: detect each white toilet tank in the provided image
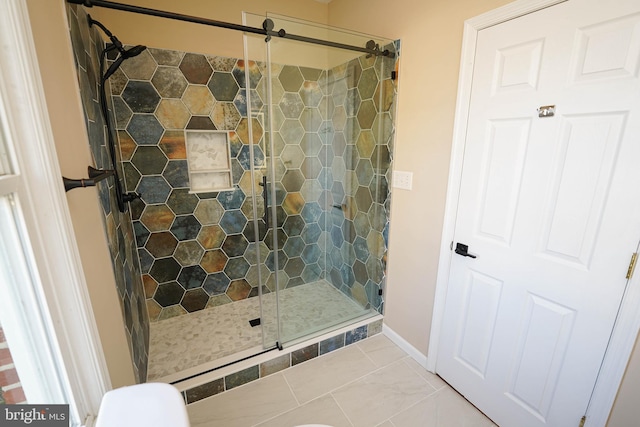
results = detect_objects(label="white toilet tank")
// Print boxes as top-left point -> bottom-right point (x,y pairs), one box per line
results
95,382 -> 190,427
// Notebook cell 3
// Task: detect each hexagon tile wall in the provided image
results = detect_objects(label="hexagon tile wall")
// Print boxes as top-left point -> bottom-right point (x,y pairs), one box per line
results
67,4 -> 149,383
112,42 -> 398,324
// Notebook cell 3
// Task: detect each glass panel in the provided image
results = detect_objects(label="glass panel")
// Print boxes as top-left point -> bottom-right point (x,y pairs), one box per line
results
244,13 -> 397,347
0,195 -> 71,410
242,16 -> 278,349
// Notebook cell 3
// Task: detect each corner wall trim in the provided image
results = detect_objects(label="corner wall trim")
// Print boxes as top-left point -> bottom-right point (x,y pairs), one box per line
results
382,325 -> 428,371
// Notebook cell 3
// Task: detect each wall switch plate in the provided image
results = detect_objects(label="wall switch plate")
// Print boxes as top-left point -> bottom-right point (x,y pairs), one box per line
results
393,170 -> 413,190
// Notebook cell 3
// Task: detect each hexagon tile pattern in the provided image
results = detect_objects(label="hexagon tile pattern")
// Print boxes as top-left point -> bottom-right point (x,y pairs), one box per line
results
66,3 -> 149,383
112,42 -> 398,323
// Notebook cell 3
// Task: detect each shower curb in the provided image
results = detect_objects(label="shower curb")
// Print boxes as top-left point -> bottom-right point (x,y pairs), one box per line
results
171,316 -> 383,404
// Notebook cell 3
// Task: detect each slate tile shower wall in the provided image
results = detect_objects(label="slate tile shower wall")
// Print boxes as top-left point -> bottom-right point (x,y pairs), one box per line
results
113,43 -> 398,322
113,50 -> 270,321
317,51 -> 396,312
66,4 -> 149,383
254,51 -> 397,313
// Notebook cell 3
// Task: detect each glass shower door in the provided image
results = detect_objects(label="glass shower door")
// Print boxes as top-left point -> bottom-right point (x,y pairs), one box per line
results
243,13 -> 397,348
240,16 -> 277,349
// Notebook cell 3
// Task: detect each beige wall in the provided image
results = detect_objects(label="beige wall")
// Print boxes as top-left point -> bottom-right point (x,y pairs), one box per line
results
26,0 -> 135,388
329,0 -> 511,355
89,0 -> 329,60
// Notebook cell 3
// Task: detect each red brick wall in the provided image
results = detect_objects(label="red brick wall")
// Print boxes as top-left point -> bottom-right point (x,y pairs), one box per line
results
0,326 -> 27,404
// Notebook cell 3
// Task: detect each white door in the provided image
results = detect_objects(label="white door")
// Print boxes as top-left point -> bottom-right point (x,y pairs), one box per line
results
437,1 -> 640,426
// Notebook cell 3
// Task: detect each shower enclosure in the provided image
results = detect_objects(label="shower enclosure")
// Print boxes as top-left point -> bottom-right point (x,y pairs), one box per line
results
65,1 -> 397,385
242,12 -> 396,352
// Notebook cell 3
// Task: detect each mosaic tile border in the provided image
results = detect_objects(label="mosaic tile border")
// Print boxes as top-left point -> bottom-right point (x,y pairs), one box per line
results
180,318 -> 383,404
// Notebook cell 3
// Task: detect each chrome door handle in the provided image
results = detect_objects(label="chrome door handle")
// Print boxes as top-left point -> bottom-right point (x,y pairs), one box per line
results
455,243 -> 477,258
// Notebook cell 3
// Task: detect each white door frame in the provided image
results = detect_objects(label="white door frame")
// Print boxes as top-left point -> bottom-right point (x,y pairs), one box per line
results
427,0 -> 640,425
0,0 -> 111,424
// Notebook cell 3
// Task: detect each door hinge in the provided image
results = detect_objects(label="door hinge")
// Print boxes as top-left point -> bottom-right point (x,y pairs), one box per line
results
579,415 -> 586,427
626,252 -> 638,279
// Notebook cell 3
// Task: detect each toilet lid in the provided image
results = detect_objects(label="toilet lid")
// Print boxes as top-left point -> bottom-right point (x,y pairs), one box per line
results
96,383 -> 190,427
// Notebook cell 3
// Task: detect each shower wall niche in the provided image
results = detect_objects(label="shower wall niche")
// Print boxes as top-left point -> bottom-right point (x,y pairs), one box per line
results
113,43 -> 397,322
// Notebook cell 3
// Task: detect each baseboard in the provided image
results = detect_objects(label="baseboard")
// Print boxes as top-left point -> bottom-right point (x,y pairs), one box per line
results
382,325 -> 430,371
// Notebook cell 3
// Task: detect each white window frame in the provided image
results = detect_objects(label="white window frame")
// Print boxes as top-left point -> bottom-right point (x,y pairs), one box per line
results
0,0 -> 110,425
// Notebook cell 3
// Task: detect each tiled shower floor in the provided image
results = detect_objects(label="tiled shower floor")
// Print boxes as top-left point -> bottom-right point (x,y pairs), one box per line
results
148,280 -> 369,381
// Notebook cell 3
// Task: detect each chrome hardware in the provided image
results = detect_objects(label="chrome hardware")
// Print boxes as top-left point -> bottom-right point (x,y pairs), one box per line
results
538,105 -> 556,117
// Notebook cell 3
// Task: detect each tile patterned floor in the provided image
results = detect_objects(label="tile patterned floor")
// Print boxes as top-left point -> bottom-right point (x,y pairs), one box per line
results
187,334 -> 497,427
148,281 -> 368,380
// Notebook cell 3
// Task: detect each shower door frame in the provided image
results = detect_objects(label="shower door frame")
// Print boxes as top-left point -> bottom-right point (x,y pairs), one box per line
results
241,22 -> 283,350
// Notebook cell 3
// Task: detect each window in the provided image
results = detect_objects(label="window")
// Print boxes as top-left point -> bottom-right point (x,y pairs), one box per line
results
0,1 -> 109,425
